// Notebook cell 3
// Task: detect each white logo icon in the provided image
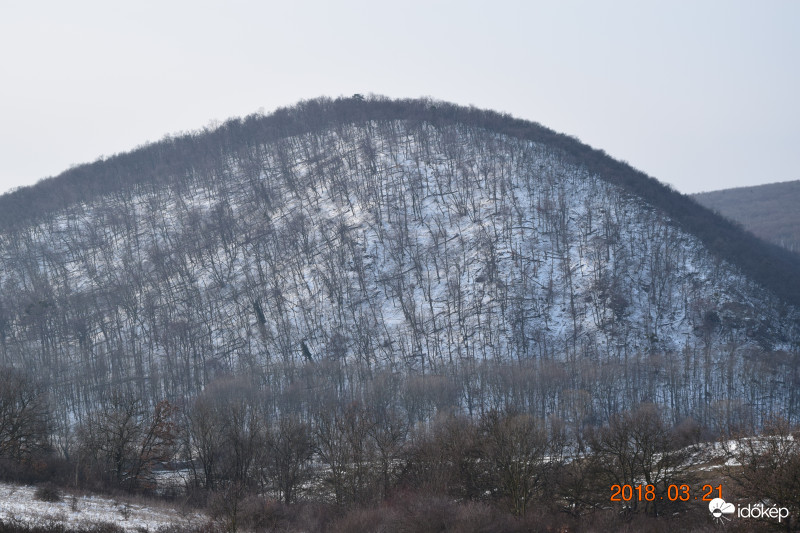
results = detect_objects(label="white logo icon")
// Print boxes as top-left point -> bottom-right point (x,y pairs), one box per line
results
709,498 -> 736,523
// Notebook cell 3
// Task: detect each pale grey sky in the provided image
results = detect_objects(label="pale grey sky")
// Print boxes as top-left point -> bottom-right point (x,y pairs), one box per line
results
1,0 -> 798,195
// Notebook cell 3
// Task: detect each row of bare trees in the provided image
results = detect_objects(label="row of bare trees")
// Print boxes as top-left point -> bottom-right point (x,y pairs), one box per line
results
2,365 -> 800,529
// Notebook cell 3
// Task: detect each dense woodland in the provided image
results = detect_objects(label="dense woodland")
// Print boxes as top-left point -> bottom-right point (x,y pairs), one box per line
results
0,96 -> 799,530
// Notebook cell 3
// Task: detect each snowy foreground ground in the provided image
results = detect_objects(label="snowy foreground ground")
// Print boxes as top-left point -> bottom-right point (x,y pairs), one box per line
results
0,482 -> 205,531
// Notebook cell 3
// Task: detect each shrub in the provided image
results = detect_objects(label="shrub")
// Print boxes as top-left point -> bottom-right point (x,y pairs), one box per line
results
33,484 -> 62,503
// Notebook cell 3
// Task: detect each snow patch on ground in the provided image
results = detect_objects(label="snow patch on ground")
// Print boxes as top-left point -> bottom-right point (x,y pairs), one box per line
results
0,482 -> 204,531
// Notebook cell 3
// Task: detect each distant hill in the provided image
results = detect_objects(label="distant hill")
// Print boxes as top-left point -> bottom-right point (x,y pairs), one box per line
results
693,180 -> 800,254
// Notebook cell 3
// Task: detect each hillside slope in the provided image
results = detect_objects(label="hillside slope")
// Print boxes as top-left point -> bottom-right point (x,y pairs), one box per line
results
693,180 -> 800,254
0,97 -> 797,429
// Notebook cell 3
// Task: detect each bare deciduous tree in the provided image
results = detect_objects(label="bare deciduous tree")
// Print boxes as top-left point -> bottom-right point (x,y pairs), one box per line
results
262,415 -> 314,504
0,368 -> 50,462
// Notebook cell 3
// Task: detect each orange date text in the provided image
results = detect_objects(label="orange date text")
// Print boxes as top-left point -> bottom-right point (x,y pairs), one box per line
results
609,484 -> 722,502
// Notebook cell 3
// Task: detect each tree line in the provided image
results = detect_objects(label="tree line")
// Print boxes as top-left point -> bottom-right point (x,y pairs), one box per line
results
2,366 -> 799,531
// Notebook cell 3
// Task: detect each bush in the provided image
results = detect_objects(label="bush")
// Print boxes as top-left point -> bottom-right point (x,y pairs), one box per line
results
33,484 -> 62,502
237,496 -> 289,531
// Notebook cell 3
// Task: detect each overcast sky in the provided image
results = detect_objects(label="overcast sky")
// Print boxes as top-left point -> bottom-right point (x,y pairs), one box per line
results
1,0 -> 798,195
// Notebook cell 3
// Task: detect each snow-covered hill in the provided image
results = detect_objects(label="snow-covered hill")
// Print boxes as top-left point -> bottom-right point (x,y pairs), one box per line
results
0,98 -> 797,427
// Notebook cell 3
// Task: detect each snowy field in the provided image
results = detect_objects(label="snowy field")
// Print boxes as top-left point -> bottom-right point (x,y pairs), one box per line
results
0,482 -> 205,531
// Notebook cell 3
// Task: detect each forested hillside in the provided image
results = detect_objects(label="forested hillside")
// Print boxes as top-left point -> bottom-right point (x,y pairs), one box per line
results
0,97 -> 799,529
1,96 -> 798,423
694,180 -> 800,254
